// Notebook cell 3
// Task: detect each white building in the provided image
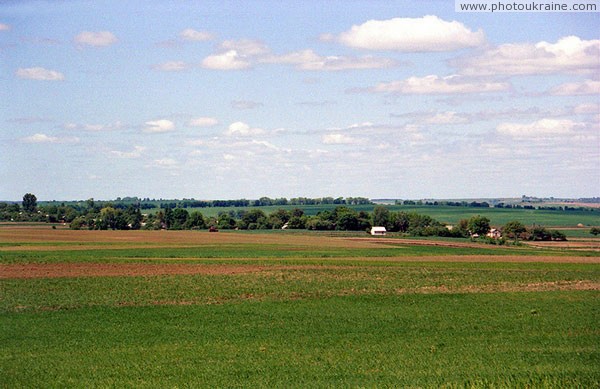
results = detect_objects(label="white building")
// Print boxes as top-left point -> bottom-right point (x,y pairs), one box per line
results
370,226 -> 387,236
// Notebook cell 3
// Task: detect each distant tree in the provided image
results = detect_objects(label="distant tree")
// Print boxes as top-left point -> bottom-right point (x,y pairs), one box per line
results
22,193 -> 37,212
550,230 -> 567,241
267,209 -> 290,229
503,220 -> 527,242
389,211 -> 410,233
171,208 -> 189,229
185,211 -> 206,229
240,209 -> 267,229
590,227 -> 600,236
456,219 -> 470,237
530,226 -> 552,241
217,212 -> 236,229
372,205 -> 390,228
163,207 -> 174,229
467,216 -> 491,236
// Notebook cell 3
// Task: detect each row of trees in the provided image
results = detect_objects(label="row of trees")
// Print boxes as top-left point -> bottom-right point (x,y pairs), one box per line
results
0,194 -> 579,241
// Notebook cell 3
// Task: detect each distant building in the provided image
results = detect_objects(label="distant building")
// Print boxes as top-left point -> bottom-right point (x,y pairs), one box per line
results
486,228 -> 502,239
370,226 -> 387,236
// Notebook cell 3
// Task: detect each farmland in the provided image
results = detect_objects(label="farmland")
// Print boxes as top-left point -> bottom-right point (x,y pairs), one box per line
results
1,226 -> 599,387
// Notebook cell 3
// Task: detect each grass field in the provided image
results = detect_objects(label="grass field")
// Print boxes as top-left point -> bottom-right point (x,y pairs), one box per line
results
1,227 -> 599,387
149,203 -> 600,228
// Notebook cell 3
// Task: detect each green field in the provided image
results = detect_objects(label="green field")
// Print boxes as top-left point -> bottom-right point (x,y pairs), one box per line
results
1,228 -> 599,387
183,204 -> 599,228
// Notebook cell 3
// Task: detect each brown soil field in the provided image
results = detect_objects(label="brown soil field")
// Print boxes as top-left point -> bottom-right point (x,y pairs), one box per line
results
524,240 -> 600,250
0,228 -> 386,249
2,254 -> 599,280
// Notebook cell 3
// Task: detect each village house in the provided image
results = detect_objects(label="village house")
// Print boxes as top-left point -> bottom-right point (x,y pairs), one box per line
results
370,226 -> 387,236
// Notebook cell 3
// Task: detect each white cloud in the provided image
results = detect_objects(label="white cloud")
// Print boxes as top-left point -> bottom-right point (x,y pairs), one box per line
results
201,50 -> 251,70
21,133 -> 79,143
322,133 -> 361,144
497,118 -> 582,137
189,117 -> 219,127
153,61 -> 189,72
264,49 -> 396,71
16,67 -> 64,81
220,39 -> 269,56
225,121 -> 265,137
334,15 -> 485,52
573,103 -> 600,114
549,79 -> 600,95
368,75 -> 509,94
0,23 -> 10,31
424,111 -> 469,124
64,121 -> 123,131
111,145 -> 146,158
144,119 -> 175,133
154,158 -> 178,167
456,36 -> 600,76
180,28 -> 213,41
74,31 -> 117,47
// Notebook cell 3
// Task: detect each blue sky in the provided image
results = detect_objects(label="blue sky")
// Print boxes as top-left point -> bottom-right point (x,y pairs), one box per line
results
1,0 -> 598,201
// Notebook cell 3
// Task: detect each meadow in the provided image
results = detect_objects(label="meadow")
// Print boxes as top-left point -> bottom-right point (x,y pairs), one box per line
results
1,226 -> 599,387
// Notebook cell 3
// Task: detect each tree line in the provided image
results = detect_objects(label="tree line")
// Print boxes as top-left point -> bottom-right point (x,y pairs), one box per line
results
0,193 -> 586,242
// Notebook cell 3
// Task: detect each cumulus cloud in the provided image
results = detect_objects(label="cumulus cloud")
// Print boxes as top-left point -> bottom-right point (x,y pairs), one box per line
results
16,67 -> 65,81
332,15 -> 485,52
455,36 -> 600,76
225,121 -> 265,137
144,119 -> 175,133
497,118 -> 582,137
21,133 -> 79,143
202,38 -> 397,71
74,31 -> 117,47
189,117 -> 219,127
201,50 -> 251,70
263,49 -> 396,71
153,61 -> 190,72
111,145 -> 146,158
180,28 -> 214,41
366,75 -> 509,94
549,79 -> 600,95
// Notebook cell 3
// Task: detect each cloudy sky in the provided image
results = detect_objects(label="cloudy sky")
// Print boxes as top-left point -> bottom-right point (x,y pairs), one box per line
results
1,1 -> 598,201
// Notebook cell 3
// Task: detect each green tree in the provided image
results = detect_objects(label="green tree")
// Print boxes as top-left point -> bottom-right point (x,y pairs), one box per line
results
372,206 -> 390,228
590,227 -> 600,236
22,193 -> 37,212
503,220 -> 527,243
171,208 -> 189,229
239,209 -> 267,229
267,209 -> 290,229
467,216 -> 491,236
185,211 -> 206,229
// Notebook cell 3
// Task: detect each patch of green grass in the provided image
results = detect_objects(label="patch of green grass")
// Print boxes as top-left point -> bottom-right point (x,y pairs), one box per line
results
2,262 -> 598,312
1,292 -> 598,387
1,241 -> 596,265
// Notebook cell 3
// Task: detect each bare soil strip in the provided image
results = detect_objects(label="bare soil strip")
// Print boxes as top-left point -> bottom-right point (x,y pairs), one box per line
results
2,255 -> 599,279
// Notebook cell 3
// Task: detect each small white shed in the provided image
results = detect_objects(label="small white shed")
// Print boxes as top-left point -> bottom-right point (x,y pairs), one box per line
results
370,226 -> 387,236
